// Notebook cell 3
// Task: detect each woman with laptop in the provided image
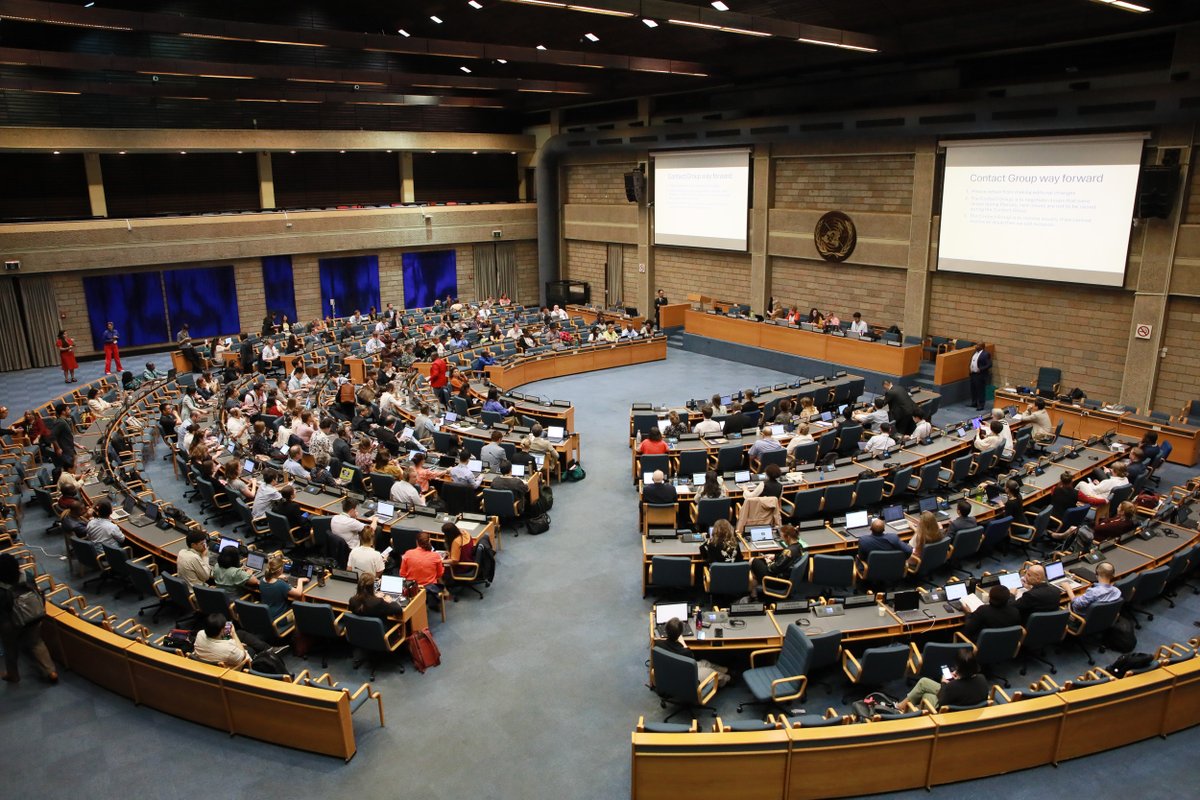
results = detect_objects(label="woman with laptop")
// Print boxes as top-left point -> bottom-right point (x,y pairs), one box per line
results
700,520 -> 741,565
907,511 -> 946,571
258,553 -> 308,623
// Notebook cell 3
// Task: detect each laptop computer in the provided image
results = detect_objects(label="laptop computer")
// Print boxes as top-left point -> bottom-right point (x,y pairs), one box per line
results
720,395 -> 732,407
245,551 -> 266,573
375,501 -> 396,522
734,469 -> 752,485
469,458 -> 484,473
918,495 -> 949,519
654,602 -> 693,637
944,581 -> 969,611
547,426 -> 565,442
511,463 -> 526,477
881,504 -> 910,531
129,501 -> 159,528
819,411 -> 834,422
443,411 -> 459,424
747,525 -> 777,549
657,419 -> 670,434
891,589 -> 927,622
999,572 -> 1023,592
216,536 -> 240,554
845,510 -> 871,538
242,458 -> 257,476
111,495 -> 134,521
770,424 -> 785,437
379,574 -> 405,596
1044,560 -> 1085,592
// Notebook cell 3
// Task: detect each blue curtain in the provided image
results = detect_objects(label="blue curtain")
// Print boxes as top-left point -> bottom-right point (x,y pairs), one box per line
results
319,255 -> 380,318
261,255 -> 297,326
402,250 -> 458,309
163,266 -> 239,339
82,272 -> 167,349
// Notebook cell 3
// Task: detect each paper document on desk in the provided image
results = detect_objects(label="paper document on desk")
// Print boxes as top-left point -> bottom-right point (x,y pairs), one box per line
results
960,594 -> 984,614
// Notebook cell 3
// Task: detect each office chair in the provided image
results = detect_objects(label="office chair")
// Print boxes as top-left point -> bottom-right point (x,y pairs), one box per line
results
961,625 -> 1024,687
703,561 -> 751,605
809,554 -> 856,597
738,624 -> 812,714
647,555 -> 693,598
908,640 -> 974,682
291,601 -> 346,668
1066,598 -> 1124,665
651,645 -> 719,723
907,537 -> 950,583
855,549 -> 908,591
841,642 -> 910,703
342,613 -> 407,681
1018,609 -> 1069,675
947,525 -> 985,575
233,597 -> 296,643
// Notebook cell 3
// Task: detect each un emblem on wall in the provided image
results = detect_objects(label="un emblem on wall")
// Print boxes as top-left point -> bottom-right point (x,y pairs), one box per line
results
814,211 -> 857,262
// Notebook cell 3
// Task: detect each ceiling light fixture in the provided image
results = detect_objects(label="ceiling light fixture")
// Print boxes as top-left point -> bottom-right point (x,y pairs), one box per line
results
584,32 -> 599,41
397,28 -> 411,36
469,0 -> 483,7
711,1 -> 729,9
507,0 -> 633,14
52,150 -> 60,155
667,18 -> 721,31
429,15 -> 443,23
536,44 -> 547,50
642,18 -> 658,27
118,150 -> 125,154
497,58 -> 508,63
84,1 -> 95,7
1090,0 -> 1151,11
460,65 -> 472,72
796,36 -> 878,52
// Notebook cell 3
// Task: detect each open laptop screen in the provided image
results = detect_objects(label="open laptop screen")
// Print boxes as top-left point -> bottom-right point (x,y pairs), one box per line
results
748,526 -> 774,542
846,510 -> 869,529
1044,561 -> 1065,581
655,602 -> 689,625
881,504 -> 904,522
999,572 -> 1022,591
945,582 -> 968,602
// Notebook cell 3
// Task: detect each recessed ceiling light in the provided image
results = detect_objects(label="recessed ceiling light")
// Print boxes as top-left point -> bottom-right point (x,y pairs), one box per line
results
497,58 -> 508,64
429,15 -> 443,23
584,32 -> 599,42
1090,0 -> 1151,11
52,150 -> 60,154
468,0 -> 483,7
536,44 -> 547,50
431,150 -> 437,153
460,65 -> 472,73
290,150 -> 296,154
642,18 -> 658,27
397,28 -> 411,37
387,149 -> 392,153
118,150 -> 125,154
84,1 -> 95,6
510,151 -> 516,155
179,151 -> 186,154
711,1 -> 729,9
472,151 -> 479,155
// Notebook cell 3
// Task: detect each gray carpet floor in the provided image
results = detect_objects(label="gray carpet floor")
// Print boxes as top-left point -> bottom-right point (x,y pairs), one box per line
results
1,348 -> 1198,799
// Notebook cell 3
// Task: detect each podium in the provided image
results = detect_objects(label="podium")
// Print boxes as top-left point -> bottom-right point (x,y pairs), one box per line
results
345,357 -> 367,384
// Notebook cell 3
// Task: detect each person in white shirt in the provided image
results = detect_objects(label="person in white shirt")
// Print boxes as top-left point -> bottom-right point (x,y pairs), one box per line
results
905,408 -> 933,444
349,311 -> 363,326
849,312 -> 869,336
974,420 -> 1003,453
251,470 -> 284,518
864,422 -> 897,454
449,450 -> 483,488
286,366 -> 310,394
364,334 -> 383,355
374,319 -> 388,334
693,407 -> 723,436
331,496 -> 374,549
990,409 -> 1015,460
854,398 -> 890,432
507,324 -> 523,340
193,615 -> 253,668
260,342 -> 279,370
389,467 -> 425,507
225,407 -> 249,445
621,323 -> 639,339
551,305 -> 568,321
1077,462 -> 1130,502
347,526 -> 386,576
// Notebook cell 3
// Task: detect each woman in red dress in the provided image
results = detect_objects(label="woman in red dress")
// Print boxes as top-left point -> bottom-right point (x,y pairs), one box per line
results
56,329 -> 77,383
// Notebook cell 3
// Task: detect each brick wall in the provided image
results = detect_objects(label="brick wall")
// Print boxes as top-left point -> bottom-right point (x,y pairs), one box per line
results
928,272 -> 1133,399
1155,297 -> 1200,414
456,245 -> 476,303
515,240 -> 539,305
233,260 -> 266,334
1183,161 -> 1200,225
52,273 -> 91,353
655,247 -> 752,307
564,162 -> 637,205
771,257 -> 906,328
563,240 -> 607,300
623,244 -> 639,313
377,251 -> 406,313
774,155 -> 915,214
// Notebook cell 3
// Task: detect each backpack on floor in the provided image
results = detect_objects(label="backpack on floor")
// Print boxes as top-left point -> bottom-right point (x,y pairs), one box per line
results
528,485 -> 554,516
408,627 -> 442,673
564,461 -> 586,482
1104,615 -> 1137,654
526,513 -> 551,535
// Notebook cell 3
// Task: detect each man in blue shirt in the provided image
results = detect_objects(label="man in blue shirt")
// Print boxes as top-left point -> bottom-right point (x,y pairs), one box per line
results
856,518 -> 913,559
1066,562 -> 1121,613
472,350 -> 497,373
102,321 -> 122,375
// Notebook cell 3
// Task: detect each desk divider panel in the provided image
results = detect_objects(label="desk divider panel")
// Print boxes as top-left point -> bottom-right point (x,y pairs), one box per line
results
220,671 -> 356,760
125,642 -> 233,732
1056,668 -> 1177,761
926,696 -> 1066,785
786,718 -> 936,799
1162,657 -> 1200,734
50,612 -> 138,700
631,730 -> 790,800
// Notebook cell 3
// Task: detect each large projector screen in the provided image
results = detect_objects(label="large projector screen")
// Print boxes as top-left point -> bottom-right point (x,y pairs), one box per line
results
653,148 -> 750,251
937,134 -> 1144,286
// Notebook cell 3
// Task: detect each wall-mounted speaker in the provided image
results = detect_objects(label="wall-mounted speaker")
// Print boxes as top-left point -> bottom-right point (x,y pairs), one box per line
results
1136,165 -> 1178,220
624,168 -> 646,204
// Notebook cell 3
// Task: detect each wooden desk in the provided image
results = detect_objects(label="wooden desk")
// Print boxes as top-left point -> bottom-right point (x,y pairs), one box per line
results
345,356 -> 367,384
566,304 -> 646,330
685,311 -> 921,377
993,389 -> 1200,465
485,338 -> 666,393
657,303 -> 689,329
170,350 -> 191,375
934,344 -> 994,386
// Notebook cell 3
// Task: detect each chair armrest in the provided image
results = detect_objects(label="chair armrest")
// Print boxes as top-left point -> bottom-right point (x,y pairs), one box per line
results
770,674 -> 807,701
953,631 -> 978,652
990,685 -> 1012,704
841,649 -> 862,681
920,696 -> 940,714
748,646 -> 781,668
761,575 -> 792,600
696,668 -> 720,706
907,642 -> 922,674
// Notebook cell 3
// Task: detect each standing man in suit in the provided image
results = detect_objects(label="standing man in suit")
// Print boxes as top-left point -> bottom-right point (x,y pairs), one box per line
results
653,289 -> 669,330
968,342 -> 992,411
880,380 -> 917,436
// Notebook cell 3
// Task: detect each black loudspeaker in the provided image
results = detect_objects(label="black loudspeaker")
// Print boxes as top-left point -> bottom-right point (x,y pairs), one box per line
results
624,169 -> 645,204
1136,165 -> 1179,219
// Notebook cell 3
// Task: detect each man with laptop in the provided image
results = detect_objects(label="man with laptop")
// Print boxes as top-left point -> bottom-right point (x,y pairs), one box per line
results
490,460 -> 530,515
1065,561 -> 1121,612
961,584 -> 1020,641
657,616 -> 731,688
855,518 -> 912,558
1014,563 -> 1063,620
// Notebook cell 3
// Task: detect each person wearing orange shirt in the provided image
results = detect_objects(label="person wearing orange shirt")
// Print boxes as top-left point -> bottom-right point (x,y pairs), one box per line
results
638,427 -> 669,455
399,532 -> 446,613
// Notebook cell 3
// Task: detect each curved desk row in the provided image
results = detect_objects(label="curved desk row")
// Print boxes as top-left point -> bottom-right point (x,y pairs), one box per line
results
483,337 -> 667,393
631,651 -> 1200,800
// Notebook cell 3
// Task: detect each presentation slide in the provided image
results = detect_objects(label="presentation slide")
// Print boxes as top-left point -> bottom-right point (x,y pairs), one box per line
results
937,135 -> 1144,286
653,148 -> 750,251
